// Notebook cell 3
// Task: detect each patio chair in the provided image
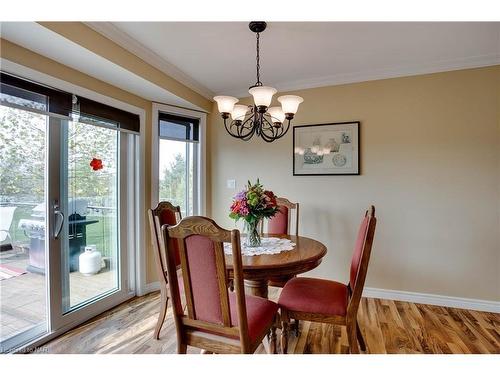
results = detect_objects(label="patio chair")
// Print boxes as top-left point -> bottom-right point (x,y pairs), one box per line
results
0,206 -> 16,248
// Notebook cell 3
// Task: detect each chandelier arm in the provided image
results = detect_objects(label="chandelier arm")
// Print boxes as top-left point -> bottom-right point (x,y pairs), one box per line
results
241,119 -> 257,141
241,113 -> 255,129
261,115 -> 292,142
224,117 -> 255,140
262,114 -> 277,135
259,117 -> 278,142
273,119 -> 292,140
260,128 -> 277,143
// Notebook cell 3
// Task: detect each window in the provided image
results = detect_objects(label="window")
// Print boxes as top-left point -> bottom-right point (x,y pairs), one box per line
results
158,113 -> 199,217
154,105 -> 205,218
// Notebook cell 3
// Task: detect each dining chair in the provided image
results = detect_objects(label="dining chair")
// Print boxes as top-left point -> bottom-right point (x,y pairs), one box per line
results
264,197 -> 299,288
147,201 -> 182,340
262,197 -> 299,238
161,216 -> 280,354
279,205 -> 377,354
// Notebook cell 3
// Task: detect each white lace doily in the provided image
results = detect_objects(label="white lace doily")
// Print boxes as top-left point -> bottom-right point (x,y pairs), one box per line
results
224,237 -> 296,257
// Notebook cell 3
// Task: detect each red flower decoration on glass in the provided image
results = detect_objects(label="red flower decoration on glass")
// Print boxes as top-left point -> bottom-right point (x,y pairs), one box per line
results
90,158 -> 104,171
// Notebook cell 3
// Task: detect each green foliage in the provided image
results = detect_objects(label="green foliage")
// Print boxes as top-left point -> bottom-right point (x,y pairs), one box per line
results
0,106 -> 117,206
0,107 -> 45,200
159,153 -> 187,214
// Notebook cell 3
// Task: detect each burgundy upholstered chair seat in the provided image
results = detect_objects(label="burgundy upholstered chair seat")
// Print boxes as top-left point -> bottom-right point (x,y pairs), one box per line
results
229,293 -> 278,343
194,290 -> 278,345
278,277 -> 349,317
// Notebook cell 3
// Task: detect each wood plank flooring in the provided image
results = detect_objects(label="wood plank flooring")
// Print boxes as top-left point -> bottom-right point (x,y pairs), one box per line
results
41,288 -> 500,354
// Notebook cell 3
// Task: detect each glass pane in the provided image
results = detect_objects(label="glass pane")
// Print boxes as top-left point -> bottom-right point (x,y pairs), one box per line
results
159,139 -> 197,217
63,120 -> 119,311
0,104 -> 48,350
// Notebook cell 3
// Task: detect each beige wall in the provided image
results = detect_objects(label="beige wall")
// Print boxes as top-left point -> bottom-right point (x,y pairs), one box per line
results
209,66 -> 500,301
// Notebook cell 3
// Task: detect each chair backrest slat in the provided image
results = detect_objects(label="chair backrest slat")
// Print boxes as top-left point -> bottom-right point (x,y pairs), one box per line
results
214,241 -> 232,326
178,236 -> 196,319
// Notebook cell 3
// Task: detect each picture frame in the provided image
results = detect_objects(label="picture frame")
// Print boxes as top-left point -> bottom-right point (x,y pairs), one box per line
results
293,121 -> 360,176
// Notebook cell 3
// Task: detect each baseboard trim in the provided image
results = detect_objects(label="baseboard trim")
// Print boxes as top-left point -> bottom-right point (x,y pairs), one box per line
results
140,281 -> 160,296
363,287 -> 500,313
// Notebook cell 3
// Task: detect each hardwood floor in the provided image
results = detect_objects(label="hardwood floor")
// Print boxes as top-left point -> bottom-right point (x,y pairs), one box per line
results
41,288 -> 500,354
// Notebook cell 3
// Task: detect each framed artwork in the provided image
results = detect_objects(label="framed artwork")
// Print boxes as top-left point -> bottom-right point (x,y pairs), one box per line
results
293,121 -> 360,176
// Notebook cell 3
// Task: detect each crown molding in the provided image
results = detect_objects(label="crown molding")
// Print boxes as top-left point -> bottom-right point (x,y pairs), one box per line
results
85,22 -> 499,100
223,53 -> 500,98
85,22 -> 215,100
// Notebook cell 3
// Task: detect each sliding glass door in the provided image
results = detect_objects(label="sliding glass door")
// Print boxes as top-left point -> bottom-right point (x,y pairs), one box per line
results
46,109 -> 134,337
0,101 -> 49,352
0,73 -> 138,352
62,119 -> 120,312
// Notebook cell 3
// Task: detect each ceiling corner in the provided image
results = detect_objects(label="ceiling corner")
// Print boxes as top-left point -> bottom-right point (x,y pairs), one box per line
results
84,22 -> 215,101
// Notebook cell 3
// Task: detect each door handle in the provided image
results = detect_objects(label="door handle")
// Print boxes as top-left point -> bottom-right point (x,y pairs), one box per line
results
54,202 -> 65,239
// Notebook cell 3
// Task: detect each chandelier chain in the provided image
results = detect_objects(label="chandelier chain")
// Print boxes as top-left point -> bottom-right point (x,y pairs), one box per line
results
256,32 -> 262,86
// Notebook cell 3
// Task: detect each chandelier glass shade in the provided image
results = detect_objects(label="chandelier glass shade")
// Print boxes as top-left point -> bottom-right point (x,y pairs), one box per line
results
213,22 -> 304,142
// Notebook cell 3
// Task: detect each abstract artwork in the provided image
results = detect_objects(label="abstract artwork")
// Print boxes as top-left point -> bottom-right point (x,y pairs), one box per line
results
293,121 -> 360,175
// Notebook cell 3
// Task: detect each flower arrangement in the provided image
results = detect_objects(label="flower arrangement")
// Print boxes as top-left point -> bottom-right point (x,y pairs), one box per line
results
229,179 -> 279,247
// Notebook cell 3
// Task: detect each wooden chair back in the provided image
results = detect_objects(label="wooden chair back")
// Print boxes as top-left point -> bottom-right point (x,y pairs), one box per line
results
263,197 -> 299,237
161,216 -> 252,352
347,205 -> 377,317
147,202 -> 182,289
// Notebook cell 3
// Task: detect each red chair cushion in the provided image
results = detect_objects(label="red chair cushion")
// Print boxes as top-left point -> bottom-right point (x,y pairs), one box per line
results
229,293 -> 278,343
268,205 -> 289,234
278,277 -> 349,317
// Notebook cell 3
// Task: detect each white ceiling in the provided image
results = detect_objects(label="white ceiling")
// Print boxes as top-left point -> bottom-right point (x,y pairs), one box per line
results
92,22 -> 500,98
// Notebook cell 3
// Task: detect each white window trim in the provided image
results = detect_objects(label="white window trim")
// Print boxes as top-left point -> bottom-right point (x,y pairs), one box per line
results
1,58 -> 147,351
151,102 -> 207,216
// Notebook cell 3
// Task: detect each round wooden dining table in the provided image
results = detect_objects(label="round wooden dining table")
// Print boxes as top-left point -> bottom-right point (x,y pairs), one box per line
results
225,234 -> 327,299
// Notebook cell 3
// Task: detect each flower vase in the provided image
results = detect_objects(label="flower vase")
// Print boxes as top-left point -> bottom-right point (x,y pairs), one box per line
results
244,219 -> 262,247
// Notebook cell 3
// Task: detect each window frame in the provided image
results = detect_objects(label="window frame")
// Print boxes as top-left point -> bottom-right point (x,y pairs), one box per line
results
151,103 -> 207,217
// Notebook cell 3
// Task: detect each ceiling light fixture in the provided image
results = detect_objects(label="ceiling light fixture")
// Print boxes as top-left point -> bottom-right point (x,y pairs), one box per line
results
214,22 -> 304,142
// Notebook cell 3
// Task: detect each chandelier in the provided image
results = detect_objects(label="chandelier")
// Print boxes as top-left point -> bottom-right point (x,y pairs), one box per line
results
213,22 -> 304,142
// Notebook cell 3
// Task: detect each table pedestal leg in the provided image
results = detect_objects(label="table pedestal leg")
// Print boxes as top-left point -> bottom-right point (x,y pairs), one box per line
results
244,279 -> 269,299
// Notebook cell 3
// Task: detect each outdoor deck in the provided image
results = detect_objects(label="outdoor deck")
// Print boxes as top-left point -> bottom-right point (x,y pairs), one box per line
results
0,247 -> 114,342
